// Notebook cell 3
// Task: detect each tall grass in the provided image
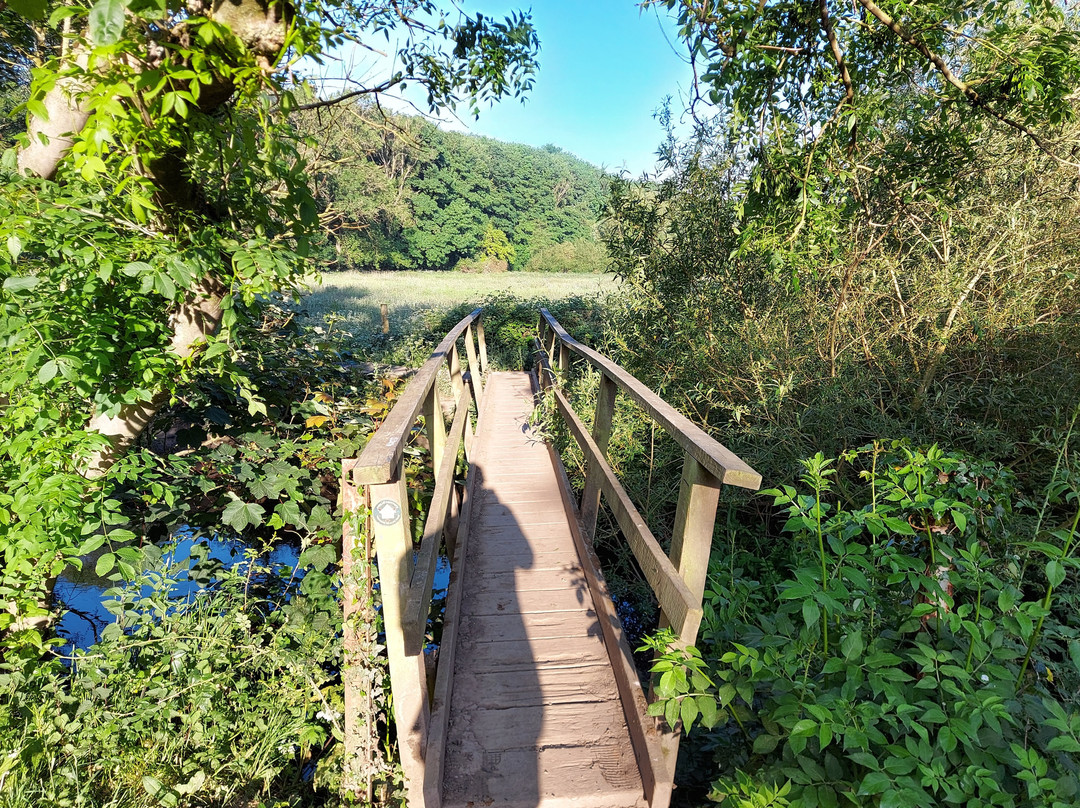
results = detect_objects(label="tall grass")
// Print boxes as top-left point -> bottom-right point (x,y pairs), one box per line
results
300,270 -> 617,335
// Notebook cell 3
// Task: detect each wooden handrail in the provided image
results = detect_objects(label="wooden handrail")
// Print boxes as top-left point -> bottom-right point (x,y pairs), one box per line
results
341,307 -> 487,807
531,313 -> 763,803
353,308 -> 483,484
539,309 -> 761,490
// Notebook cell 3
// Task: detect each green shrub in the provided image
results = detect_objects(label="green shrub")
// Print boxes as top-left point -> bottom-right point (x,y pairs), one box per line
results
524,239 -> 608,273
0,545 -> 351,806
645,444 -> 1080,808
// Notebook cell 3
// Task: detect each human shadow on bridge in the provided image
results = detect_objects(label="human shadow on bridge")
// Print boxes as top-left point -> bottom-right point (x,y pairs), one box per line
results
437,381 -> 644,808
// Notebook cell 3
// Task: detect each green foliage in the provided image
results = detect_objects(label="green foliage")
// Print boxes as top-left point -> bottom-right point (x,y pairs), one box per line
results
478,223 -> 515,263
0,543 -> 348,806
645,444 -> 1080,808
523,238 -> 608,273
601,112 -> 1080,488
305,106 -> 607,272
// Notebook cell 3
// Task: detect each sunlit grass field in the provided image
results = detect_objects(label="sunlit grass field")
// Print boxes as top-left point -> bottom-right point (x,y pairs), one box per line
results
300,270 -> 618,336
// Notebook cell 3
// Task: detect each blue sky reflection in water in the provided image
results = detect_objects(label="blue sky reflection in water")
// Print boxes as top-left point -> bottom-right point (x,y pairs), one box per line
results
55,534 -> 453,656
54,533 -> 304,655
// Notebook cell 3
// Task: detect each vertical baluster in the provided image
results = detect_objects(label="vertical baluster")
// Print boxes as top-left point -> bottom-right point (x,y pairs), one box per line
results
449,340 -> 472,460
424,385 -> 447,478
580,372 -> 617,540
477,316 -> 489,375
369,458 -> 429,806
464,322 -> 484,403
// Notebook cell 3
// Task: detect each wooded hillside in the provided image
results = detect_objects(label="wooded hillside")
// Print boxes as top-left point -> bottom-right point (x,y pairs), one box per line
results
300,104 -> 608,272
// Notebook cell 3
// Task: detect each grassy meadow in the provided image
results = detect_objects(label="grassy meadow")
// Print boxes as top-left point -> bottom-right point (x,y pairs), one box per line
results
299,270 -> 617,336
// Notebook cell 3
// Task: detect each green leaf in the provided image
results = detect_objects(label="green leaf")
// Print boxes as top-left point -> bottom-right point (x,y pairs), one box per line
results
7,0 -> 48,20
3,275 -> 39,294
841,630 -> 864,661
38,359 -> 58,384
858,771 -> 892,795
6,235 -> 22,261
95,553 -> 116,576
951,509 -> 967,533
753,733 -> 780,754
222,500 -> 265,532
88,0 -> 126,44
89,0 -> 128,45
1046,559 -> 1066,589
802,598 -> 820,628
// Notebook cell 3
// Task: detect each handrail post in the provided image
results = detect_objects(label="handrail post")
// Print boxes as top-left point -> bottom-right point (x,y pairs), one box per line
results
477,315 -> 489,375
464,323 -> 484,403
369,457 -> 429,806
654,453 -> 723,800
668,454 -> 723,644
424,385 -> 447,477
580,372 -> 618,540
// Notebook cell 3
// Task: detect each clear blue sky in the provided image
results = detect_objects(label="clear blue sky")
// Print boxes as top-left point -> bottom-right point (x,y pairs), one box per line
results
454,1 -> 696,176
324,1 -> 697,176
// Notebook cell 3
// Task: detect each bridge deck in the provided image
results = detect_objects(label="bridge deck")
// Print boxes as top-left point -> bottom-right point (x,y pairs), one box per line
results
441,371 -> 647,808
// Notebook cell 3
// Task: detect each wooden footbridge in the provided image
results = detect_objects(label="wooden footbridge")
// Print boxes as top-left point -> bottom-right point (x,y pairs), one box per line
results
341,309 -> 761,808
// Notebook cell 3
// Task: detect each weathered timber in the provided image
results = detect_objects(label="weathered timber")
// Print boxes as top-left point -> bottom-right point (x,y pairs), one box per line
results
353,308 -> 481,484
539,309 -> 762,490
552,386 -> 702,641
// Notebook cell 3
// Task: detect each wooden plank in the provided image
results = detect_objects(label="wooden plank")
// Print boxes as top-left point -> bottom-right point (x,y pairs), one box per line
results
553,387 -> 702,641
469,565 -> 585,594
546,441 -> 673,808
454,664 -> 618,708
540,309 -> 762,490
459,611 -> 600,643
457,636 -> 610,670
354,308 -> 481,484
454,700 -> 628,749
464,585 -> 596,617
443,743 -> 645,808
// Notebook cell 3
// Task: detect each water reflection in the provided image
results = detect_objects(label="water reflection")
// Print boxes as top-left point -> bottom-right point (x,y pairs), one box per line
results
53,533 -> 302,655
53,534 -> 453,657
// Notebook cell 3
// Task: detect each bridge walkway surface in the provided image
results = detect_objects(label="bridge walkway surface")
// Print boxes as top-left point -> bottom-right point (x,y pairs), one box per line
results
340,308 -> 761,808
441,371 -> 646,808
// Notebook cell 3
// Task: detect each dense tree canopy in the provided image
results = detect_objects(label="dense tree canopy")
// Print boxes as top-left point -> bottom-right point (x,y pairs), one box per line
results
0,0 -> 538,646
300,103 -> 608,272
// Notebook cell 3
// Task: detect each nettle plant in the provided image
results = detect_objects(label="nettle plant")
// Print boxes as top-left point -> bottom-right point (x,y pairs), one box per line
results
645,443 -> 1080,808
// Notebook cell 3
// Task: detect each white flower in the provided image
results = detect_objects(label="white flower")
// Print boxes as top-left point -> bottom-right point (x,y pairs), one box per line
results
980,674 -> 989,683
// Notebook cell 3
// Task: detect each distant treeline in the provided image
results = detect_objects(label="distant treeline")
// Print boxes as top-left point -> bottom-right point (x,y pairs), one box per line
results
299,103 -> 609,272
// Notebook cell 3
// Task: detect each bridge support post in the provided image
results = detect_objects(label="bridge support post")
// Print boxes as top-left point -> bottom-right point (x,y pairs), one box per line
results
370,460 -> 431,808
655,454 -> 723,800
580,372 -> 617,540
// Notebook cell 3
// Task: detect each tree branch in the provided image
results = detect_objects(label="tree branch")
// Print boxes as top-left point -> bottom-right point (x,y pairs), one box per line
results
856,0 -> 1080,170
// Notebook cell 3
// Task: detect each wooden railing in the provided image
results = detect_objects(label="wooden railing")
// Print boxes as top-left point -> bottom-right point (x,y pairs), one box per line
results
340,308 -> 487,806
535,308 -> 761,803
